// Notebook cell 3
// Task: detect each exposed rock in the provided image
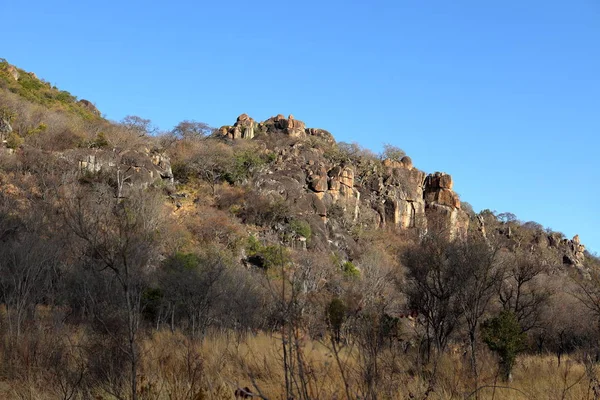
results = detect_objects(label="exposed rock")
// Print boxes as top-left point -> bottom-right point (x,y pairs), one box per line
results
6,65 -> 19,81
306,128 -> 335,143
216,114 -> 472,248
401,156 -> 413,169
64,148 -> 173,192
424,172 -> 468,239
218,113 -> 257,140
307,167 -> 328,192
550,234 -> 586,268
264,114 -> 306,137
78,99 -> 101,116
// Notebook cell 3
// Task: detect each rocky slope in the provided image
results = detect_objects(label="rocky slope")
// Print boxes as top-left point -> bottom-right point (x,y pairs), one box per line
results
216,113 -> 588,270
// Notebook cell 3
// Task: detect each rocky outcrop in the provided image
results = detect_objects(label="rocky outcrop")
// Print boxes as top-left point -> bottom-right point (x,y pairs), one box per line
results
263,114 -> 306,137
64,148 -> 173,192
424,172 -> 469,240
218,114 -> 335,142
219,115 -> 470,252
306,128 -> 335,143
218,114 -> 257,140
78,99 -> 101,116
6,65 -> 19,81
546,233 -> 586,268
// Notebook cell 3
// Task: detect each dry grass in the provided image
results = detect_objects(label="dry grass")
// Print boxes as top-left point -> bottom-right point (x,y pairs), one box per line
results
0,328 -> 598,399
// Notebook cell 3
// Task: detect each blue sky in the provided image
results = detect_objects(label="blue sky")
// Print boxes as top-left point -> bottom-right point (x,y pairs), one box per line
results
2,0 -> 599,253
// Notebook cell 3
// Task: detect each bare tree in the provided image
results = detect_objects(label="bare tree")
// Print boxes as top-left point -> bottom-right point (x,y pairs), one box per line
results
455,236 -> 503,381
172,120 -> 213,140
403,233 -> 464,356
62,184 -> 164,400
498,250 -> 551,332
120,115 -> 156,137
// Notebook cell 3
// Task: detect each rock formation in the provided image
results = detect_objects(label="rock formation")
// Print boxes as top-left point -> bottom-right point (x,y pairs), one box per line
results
64,148 -> 173,192
6,65 -> 19,81
218,114 -> 335,143
218,114 -> 470,252
218,114 -> 257,140
78,99 -> 101,116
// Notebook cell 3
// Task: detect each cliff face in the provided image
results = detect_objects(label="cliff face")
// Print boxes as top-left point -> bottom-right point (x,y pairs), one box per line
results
218,114 -> 470,254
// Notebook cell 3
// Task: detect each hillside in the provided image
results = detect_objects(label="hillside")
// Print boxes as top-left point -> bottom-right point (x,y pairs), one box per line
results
0,60 -> 600,399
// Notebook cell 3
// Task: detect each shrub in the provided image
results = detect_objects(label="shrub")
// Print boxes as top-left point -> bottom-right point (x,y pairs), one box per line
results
327,297 -> 347,342
482,310 -> 527,381
246,236 -> 290,269
239,192 -> 290,227
5,131 -> 23,149
289,219 -> 312,240
91,132 -> 110,148
341,261 -> 360,278
224,148 -> 273,184
163,252 -> 201,271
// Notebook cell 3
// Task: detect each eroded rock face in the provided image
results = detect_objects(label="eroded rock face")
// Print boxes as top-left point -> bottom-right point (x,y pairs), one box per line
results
219,114 -> 257,140
546,233 -> 586,268
218,114 -> 471,253
64,148 -> 174,192
424,172 -> 469,240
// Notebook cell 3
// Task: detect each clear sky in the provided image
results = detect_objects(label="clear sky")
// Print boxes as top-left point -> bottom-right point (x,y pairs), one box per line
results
2,0 -> 599,253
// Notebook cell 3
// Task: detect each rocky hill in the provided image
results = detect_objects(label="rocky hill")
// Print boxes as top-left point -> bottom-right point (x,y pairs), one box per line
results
212,113 -> 587,272
1,59 -> 599,399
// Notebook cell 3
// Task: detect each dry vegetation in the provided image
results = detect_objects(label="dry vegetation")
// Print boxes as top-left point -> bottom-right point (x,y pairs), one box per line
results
1,61 -> 600,399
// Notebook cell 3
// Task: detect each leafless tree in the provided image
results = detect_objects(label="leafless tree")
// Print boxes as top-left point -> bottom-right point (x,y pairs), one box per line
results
62,183 -> 164,400
403,233 -> 464,356
455,236 -> 503,381
498,250 -> 551,332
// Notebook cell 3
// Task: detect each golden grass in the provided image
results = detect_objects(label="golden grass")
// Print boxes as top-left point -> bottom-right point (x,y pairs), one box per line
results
0,328 -> 598,399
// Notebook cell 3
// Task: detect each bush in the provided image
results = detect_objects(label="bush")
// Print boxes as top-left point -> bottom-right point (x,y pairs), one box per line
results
327,298 -> 347,342
341,261 -> 360,278
246,236 -> 290,269
5,131 -> 23,149
289,219 -> 312,240
224,148 -> 273,184
91,132 -> 110,148
482,310 -> 527,381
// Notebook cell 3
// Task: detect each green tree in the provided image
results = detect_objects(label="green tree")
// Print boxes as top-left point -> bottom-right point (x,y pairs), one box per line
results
481,310 -> 527,381
327,297 -> 347,343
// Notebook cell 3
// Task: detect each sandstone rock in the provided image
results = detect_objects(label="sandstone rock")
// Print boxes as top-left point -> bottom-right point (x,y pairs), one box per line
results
425,172 -> 453,190
424,188 -> 461,209
308,169 -> 328,192
382,159 -> 403,169
287,115 -> 306,137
